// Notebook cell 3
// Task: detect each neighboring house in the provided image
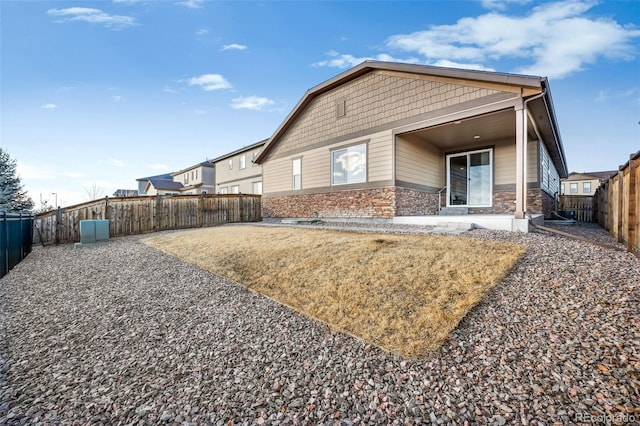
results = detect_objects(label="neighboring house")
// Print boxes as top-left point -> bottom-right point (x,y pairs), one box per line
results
136,161 -> 215,196
144,179 -> 184,196
113,189 -> 138,197
170,161 -> 216,195
255,61 -> 569,230
561,171 -> 617,196
212,140 -> 266,194
136,173 -> 172,195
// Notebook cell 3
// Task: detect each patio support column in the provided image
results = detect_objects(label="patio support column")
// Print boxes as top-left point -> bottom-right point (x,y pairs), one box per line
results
514,103 -> 526,219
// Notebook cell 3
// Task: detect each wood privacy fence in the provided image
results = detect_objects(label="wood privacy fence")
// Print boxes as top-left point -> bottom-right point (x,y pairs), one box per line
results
33,194 -> 262,245
596,151 -> 639,257
559,195 -> 596,222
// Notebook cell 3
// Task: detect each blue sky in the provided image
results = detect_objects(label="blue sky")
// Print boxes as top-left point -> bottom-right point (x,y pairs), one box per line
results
1,0 -> 639,208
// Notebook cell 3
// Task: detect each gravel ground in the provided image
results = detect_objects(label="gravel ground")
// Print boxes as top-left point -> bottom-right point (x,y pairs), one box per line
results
0,223 -> 639,425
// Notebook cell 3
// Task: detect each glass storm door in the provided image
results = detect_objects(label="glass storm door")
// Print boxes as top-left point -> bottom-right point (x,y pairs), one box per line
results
446,149 -> 492,207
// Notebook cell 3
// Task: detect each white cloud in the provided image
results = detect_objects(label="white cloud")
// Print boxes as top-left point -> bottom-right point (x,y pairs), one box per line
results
113,0 -> 142,3
384,1 -> 640,79
221,43 -> 247,51
481,0 -> 531,11
16,162 -> 85,180
163,86 -> 178,94
41,103 -> 57,110
429,59 -> 495,72
312,50 -> 422,69
595,87 -> 639,102
111,95 -> 124,103
195,28 -> 209,36
175,0 -> 204,9
108,158 -> 126,167
47,7 -> 137,29
230,96 -> 275,111
149,164 -> 169,171
187,74 -> 232,91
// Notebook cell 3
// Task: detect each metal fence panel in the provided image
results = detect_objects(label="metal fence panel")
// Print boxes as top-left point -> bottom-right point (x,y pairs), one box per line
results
1,211 -> 34,279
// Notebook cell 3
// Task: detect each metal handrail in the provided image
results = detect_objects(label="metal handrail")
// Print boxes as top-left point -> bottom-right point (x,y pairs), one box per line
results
437,186 -> 447,212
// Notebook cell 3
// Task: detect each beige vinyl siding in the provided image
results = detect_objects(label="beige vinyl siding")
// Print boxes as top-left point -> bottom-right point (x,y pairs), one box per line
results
367,130 -> 394,182
395,134 -> 443,189
215,147 -> 263,186
527,140 -> 539,184
263,130 -> 393,194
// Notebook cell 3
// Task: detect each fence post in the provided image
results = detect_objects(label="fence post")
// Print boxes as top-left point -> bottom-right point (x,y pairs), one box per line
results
617,170 -> 624,243
55,207 -> 61,245
198,193 -> 204,227
2,211 -> 7,277
628,158 -> 637,254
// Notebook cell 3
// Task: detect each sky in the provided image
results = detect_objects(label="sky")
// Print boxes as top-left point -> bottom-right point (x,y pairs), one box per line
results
1,0 -> 639,209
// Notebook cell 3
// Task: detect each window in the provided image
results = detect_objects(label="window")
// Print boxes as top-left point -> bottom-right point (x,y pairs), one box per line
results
191,171 -> 194,180
253,151 -> 259,165
201,190 -> 207,195
239,155 -> 246,169
331,143 -> 366,185
292,158 -> 301,190
195,169 -> 198,180
228,159 -> 233,170
561,184 -> 565,195
219,187 -> 228,194
570,183 -> 578,193
253,181 -> 263,195
583,182 -> 591,193
231,185 -> 240,194
184,173 -> 189,184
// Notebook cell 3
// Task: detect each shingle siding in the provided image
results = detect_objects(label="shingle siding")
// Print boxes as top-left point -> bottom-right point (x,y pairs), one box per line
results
268,70 -> 504,159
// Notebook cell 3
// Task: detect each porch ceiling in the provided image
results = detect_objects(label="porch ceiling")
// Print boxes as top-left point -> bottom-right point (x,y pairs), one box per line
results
400,109 -> 523,149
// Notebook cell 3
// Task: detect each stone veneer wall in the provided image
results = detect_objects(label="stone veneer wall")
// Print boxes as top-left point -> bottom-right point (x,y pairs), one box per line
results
394,187 -> 439,216
468,188 -> 553,216
261,187 -> 396,219
262,186 -> 557,219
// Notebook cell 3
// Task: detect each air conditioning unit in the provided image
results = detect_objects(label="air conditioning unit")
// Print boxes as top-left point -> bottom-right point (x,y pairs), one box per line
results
75,220 -> 109,248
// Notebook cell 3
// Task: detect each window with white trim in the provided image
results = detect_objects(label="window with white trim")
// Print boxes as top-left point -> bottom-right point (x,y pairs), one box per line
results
239,155 -> 246,169
252,181 -> 262,195
292,158 -> 301,190
583,182 -> 591,193
231,185 -> 240,194
570,183 -> 578,193
331,143 -> 366,185
228,159 -> 233,170
219,187 -> 228,194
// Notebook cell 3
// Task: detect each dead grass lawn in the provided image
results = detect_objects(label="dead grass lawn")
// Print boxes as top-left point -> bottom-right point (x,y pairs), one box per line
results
143,225 -> 525,358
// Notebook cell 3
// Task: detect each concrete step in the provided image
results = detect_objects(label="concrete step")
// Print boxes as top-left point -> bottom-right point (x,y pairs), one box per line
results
438,207 -> 469,215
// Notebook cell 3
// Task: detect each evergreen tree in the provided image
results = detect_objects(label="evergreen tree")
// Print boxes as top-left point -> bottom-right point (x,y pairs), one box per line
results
0,148 -> 34,212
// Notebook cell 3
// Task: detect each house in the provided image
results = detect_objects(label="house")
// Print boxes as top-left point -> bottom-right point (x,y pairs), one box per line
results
255,61 -> 569,231
113,189 -> 138,197
144,179 -> 185,196
211,139 -> 266,194
136,173 -> 172,195
137,161 -> 215,196
169,161 -> 216,195
561,171 -> 617,196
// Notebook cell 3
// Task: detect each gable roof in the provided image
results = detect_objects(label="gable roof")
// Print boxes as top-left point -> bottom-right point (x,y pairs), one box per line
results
171,160 -> 215,177
565,170 -> 618,181
136,173 -> 172,182
254,60 -> 568,178
145,179 -> 184,192
210,139 -> 268,164
255,60 -> 550,164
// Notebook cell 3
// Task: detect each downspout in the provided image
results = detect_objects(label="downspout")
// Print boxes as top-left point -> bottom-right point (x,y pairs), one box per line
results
522,85 -> 547,216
